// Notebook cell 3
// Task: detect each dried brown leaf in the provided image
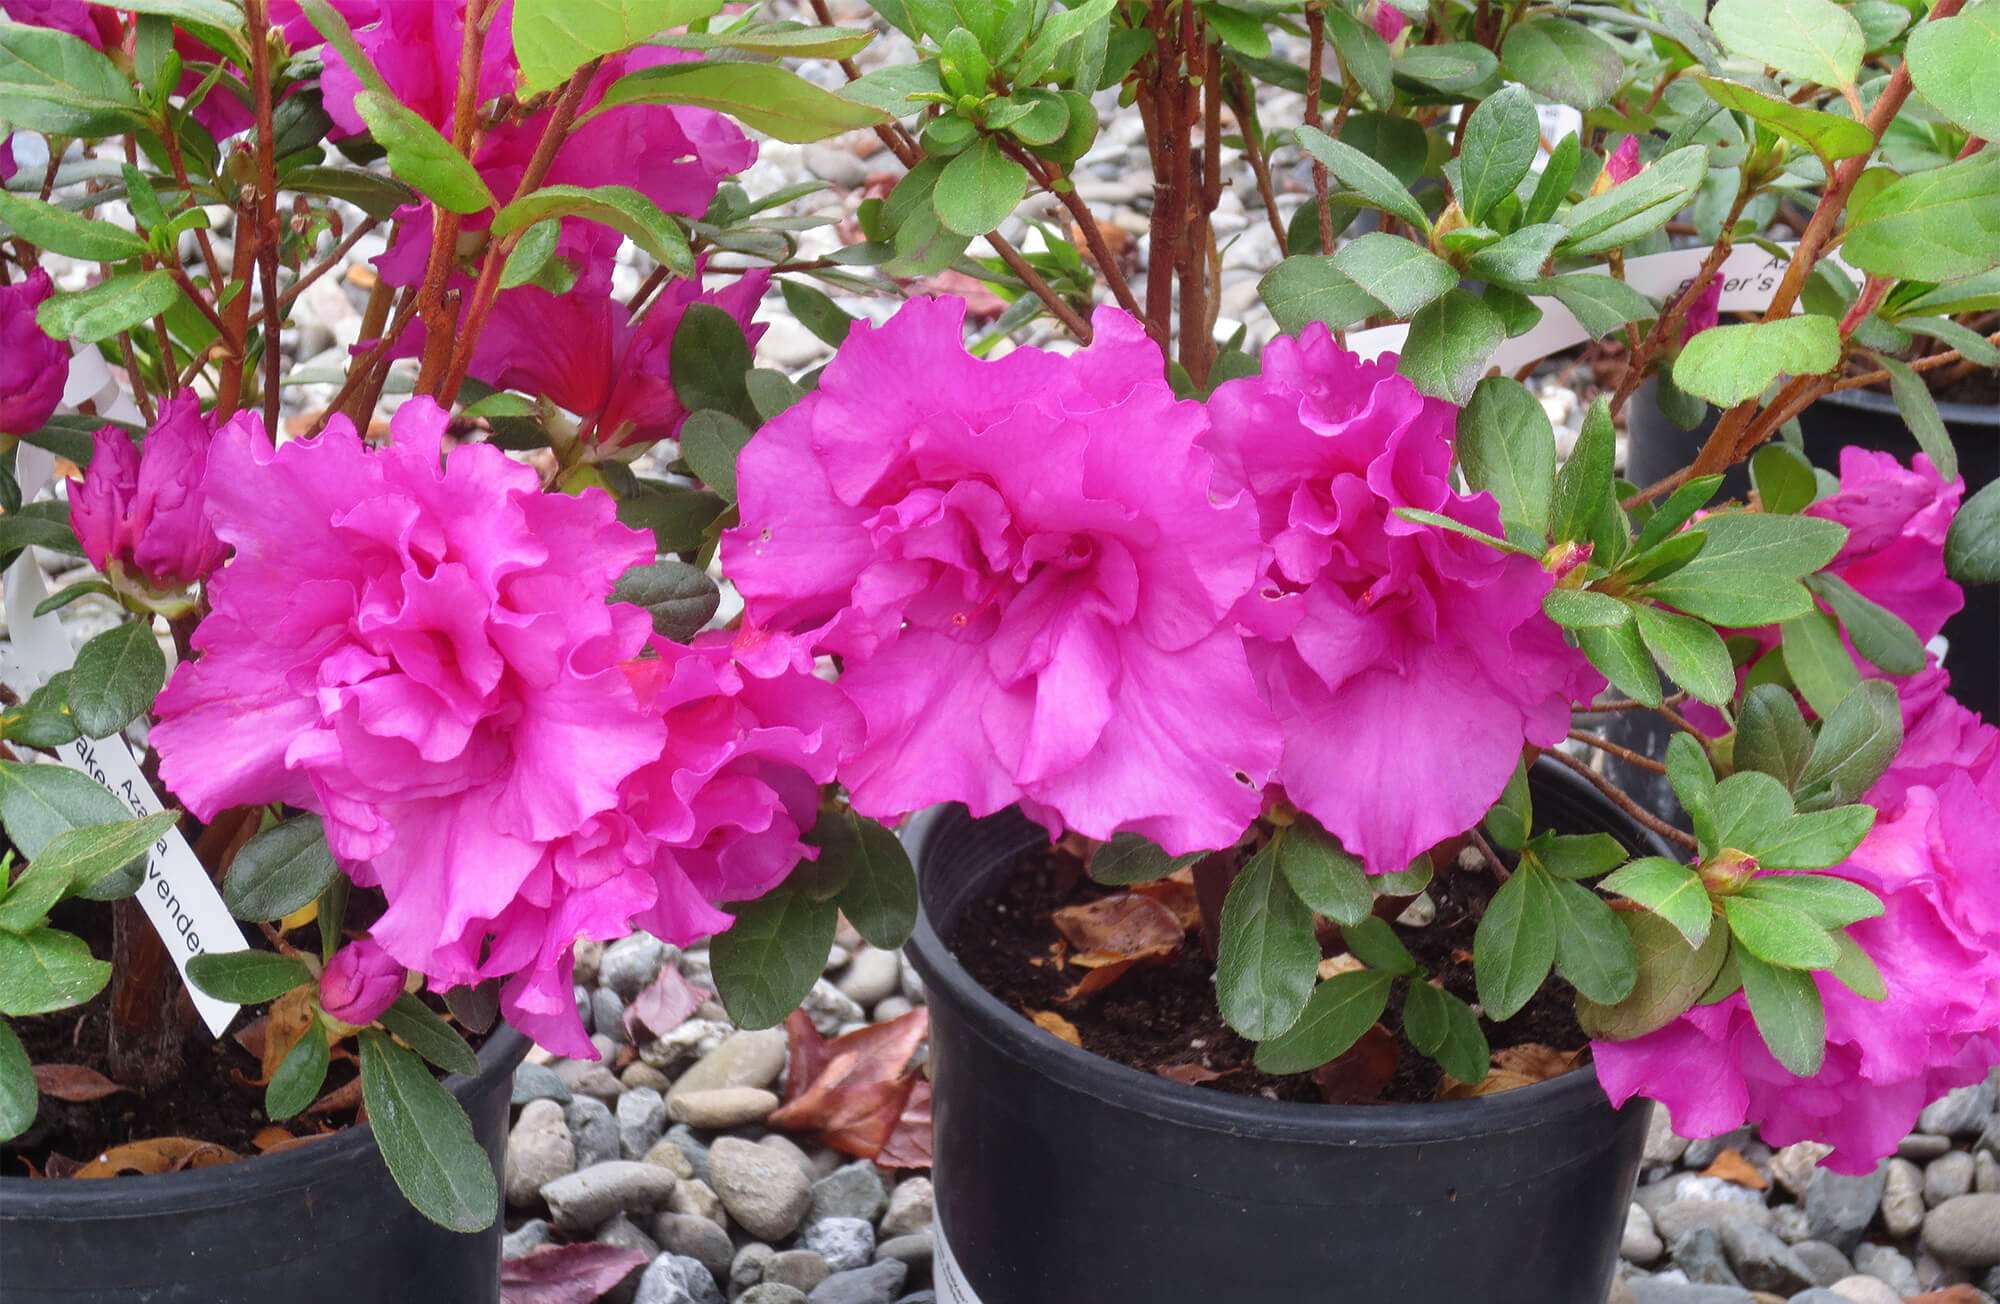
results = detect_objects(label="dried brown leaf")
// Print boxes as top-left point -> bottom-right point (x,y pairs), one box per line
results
874,1077 -> 932,1170
779,1008 -> 830,1110
261,987 -> 316,1084
1311,1025 -> 1400,1104
1057,957 -> 1137,1001
768,1008 -> 929,1159
72,1137 -> 240,1178
306,1074 -> 365,1115
1155,1062 -> 1225,1086
1026,1010 -> 1081,1046
1701,1148 -> 1768,1190
1052,894 -> 1184,961
31,1064 -> 127,1102
1129,878 -> 1202,932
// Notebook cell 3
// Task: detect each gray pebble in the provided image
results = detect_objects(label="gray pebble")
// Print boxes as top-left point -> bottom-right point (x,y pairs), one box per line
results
573,938 -> 605,987
760,1133 -> 818,1178
541,1162 -> 682,1231
873,1232 -> 933,1267
1901,1134 -> 1955,1161
1718,1219 -> 1813,1295
1624,1204 -> 1665,1263
1986,1265 -> 2000,1295
620,1088 -> 670,1160
1683,1128 -> 1756,1171
668,1178 -> 727,1227
708,1136 -> 814,1240
601,934 -> 668,1001
506,1099 -> 576,1208
1646,1111 -> 1693,1166
1852,1242 -> 1918,1296
740,1288 -> 810,1304
812,1161 -> 889,1225
1673,1225 -> 1742,1286
896,1295 -> 937,1304
898,954 -> 924,1005
623,1062 -> 673,1093
732,1243 -> 777,1296
1773,1205 -> 1815,1244
836,947 -> 903,1009
666,1124 -> 712,1183
1654,1200 -> 1775,1244
1771,1143 -> 1835,1199
653,1212 -> 734,1283
597,1212 -> 662,1259
1883,1158 -> 1927,1237
807,1261 -> 908,1304
1929,1151 -> 1978,1206
1783,1291 -> 1849,1304
555,1060 -> 625,1104
1791,1241 -> 1853,1288
567,1096 -> 622,1170
1926,1194 -> 2000,1267
1979,1151 -> 2000,1194
641,1137 -> 696,1179
1625,1281 -> 1754,1304
668,1087 -> 780,1129
576,987 -> 594,1036
511,1062 -> 573,1105
1919,1082 -> 1996,1138
872,997 -> 915,1024
880,1178 -> 934,1238
1805,1164 -> 1889,1253
802,143 -> 868,189
670,1028 -> 790,1103
642,1020 -> 738,1073
595,989 -> 630,1045
802,981 -> 866,1037
765,1249 -> 832,1294
804,1217 -> 875,1273
502,1218 -> 554,1260
1825,1274 -> 1900,1304
634,1253 -> 724,1304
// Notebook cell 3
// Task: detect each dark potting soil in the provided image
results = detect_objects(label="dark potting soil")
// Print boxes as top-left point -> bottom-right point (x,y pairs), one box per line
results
950,844 -> 1589,1106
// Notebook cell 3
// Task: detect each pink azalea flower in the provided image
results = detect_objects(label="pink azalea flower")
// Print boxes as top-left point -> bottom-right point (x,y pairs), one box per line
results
0,134 -> 14,185
724,300 -> 1282,855
1807,447 -> 1965,645
319,936 -> 407,1026
1370,1 -> 1408,42
1602,135 -> 1642,187
1679,273 -> 1722,345
1593,768 -> 2000,1173
0,269 -> 69,437
466,262 -> 770,457
318,0 -> 518,140
1202,326 -> 1601,873
70,391 -> 231,589
0,0 -> 122,49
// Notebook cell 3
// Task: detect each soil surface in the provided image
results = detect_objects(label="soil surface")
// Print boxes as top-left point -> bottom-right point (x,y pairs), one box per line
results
951,845 -> 1590,1106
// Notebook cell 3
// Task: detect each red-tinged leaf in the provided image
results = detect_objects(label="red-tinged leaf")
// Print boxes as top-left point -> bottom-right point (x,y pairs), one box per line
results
32,1063 -> 126,1102
1058,957 -> 1138,1001
875,1077 -> 932,1169
1052,894 -> 1185,960
1155,1062 -> 1226,1086
768,1008 -> 929,1158
71,1137 -> 241,1177
42,1152 -> 84,1178
1310,1024 -> 1400,1104
500,1243 -> 650,1304
233,1015 -> 268,1062
624,965 -> 709,1043
780,1008 -> 830,1109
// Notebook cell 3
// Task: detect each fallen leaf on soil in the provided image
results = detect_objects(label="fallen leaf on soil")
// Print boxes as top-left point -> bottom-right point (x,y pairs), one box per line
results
1057,957 -> 1138,1001
1437,1044 -> 1587,1099
874,1078 -> 932,1169
307,1075 -> 365,1115
1053,894 -> 1184,961
233,1015 -> 268,1064
1317,953 -> 1367,981
251,1127 -> 295,1151
41,1152 -> 83,1178
72,1137 -> 240,1177
1026,1010 -> 1082,1046
1156,1062 -> 1225,1086
769,1008 -> 929,1159
1907,1288 -> 1994,1304
1702,1148 -> 1768,1190
32,1064 -> 127,1102
624,966 -> 709,1044
1312,1024 -> 1400,1104
1130,875 -> 1201,932
261,987 -> 317,1084
499,1242 -> 648,1304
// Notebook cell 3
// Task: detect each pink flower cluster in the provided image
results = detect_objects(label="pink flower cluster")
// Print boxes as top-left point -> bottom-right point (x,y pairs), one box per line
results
151,401 -> 848,1056
72,391 -> 231,591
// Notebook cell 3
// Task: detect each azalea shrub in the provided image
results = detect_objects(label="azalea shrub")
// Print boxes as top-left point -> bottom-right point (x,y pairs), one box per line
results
0,0 -> 1997,1233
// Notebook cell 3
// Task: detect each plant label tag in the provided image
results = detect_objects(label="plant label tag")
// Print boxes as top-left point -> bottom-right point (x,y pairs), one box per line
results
932,1223 -> 987,1304
1,451 -> 246,1037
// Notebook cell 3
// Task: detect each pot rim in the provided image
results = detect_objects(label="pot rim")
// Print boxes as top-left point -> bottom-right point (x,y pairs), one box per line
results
0,1021 -> 528,1215
904,761 -> 1653,1148
1816,383 -> 2000,428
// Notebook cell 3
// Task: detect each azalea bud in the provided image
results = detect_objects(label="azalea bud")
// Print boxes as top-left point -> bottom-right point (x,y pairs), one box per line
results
1542,539 -> 1593,586
1699,848 -> 1758,896
0,270 -> 71,437
1589,137 -> 1642,196
1679,273 -> 1723,346
71,390 -> 232,597
319,938 -> 407,1028
1369,0 -> 1409,42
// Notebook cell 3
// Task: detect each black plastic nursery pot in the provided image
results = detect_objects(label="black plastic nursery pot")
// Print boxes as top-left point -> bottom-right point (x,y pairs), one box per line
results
0,1022 -> 528,1303
903,760 -> 1659,1304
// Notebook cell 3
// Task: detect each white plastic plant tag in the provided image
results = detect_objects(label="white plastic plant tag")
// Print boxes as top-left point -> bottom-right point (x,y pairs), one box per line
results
932,1223 -> 987,1304
1,451 -> 245,1036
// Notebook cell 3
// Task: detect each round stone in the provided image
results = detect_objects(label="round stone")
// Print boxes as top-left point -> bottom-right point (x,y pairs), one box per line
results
1925,1194 -> 2000,1267
668,1086 -> 780,1129
708,1136 -> 814,1241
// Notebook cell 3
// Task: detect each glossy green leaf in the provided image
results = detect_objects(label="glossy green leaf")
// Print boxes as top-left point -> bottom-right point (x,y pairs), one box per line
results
1843,153 -> 2000,283
359,1030 -> 499,1232
513,0 -> 724,90
1525,133 -> 1581,226
711,889 -> 838,1030
1548,874 -> 1639,1004
1576,909 -> 1730,1040
284,165 -> 419,220
1343,916 -> 1417,976
1736,683 -> 1814,791
35,272 -> 181,344
1275,820 -> 1372,927
1579,621 -> 1663,707
1557,146 -> 1705,256
1295,125 -> 1429,232
493,185 -> 691,278
1251,970 -> 1393,1074
829,812 -> 919,950
354,91 -> 495,215
1722,893 -> 1839,970
0,191 -> 148,261
1392,41 -> 1500,93
1534,833 -> 1629,882
0,926 -> 109,1017
934,136 -> 1028,237
1258,256 -> 1383,334
67,621 -> 166,741
1711,0 -> 1863,86
0,21 -> 142,136
1457,85 -> 1541,223
654,22 -> 875,59
1473,865 -> 1556,1020
1741,872 -> 1882,929
1320,3 -> 1393,106
1633,475 -> 1724,554
1501,18 -> 1624,110
594,59 -> 890,142
378,993 -> 480,1077
1398,290 -> 1505,404
1600,857 -> 1714,946
266,1020 -> 329,1121
1332,233 -> 1458,318
222,815 -> 339,924
186,949 -> 311,1004
1906,0 -> 2000,141
1216,841 -> 1319,1041
1404,980 -> 1491,1085
1485,761 -> 1533,853
1946,478 -> 2000,585
1696,76 -> 1874,161
0,1020 -> 33,1142
1630,602 -> 1735,706
1737,948 -> 1825,1074
1619,529 -> 1708,585
1795,679 -> 1903,811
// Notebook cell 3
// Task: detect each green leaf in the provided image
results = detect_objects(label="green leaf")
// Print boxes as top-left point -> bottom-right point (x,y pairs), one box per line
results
32,579 -> 115,617
35,272 -> 181,344
613,559 -> 720,643
1878,356 -> 1957,484
283,165 -> 419,221
1390,507 -> 1532,555
934,136 -> 1028,238
1737,683 -> 1814,790
1669,732 -> 1720,855
1780,608 -> 1861,721
1741,872 -> 1882,928
1905,0 -> 2000,140
1737,948 -> 1826,1075
711,888 -> 838,1030
1576,910 -> 1731,1040
1551,395 -> 1615,547
1397,290 -> 1504,404
223,814 -> 340,923
1457,378 -> 1555,537
266,1020 -> 329,1121
1404,980 -> 1491,1085
0,1019 -> 34,1142
653,22 -> 875,59
1485,760 -> 1533,853
1526,133 -> 1582,227
1722,893 -> 1839,969
1202,3 -> 1270,57
1391,41 -> 1500,93
67,620 -> 166,741
1629,602 -> 1735,706
1,674 -> 79,752
0,762 -> 131,862
1806,573 -> 1924,677
1258,256 -> 1384,334
1674,316 -> 1842,408
493,185 -> 691,278
0,190 -> 147,261
0,926 -> 109,1017
1754,805 -> 1877,870
1501,18 -> 1624,111
1343,915 -> 1417,976
1642,512 -> 1846,625
618,483 -> 726,557
1600,857 -> 1714,946
1333,233 -> 1458,318
1947,478 -> 2000,585
1828,928 -> 1887,1001
1543,273 -> 1661,337
378,992 -> 480,1077
1216,841 -> 1319,1041
1795,679 -> 1902,811
670,301 -> 757,429
1535,833 -> 1630,881
1250,970 -> 1393,1075
1473,866 -> 1556,1020
1843,153 -> 2000,283
514,0 -> 724,91
1557,146 -> 1706,256
1619,530 -> 1709,586
1090,834 -> 1202,886
1467,224 -> 1568,288
352,91 -> 495,216
1751,444 -> 1817,516
1695,76 -> 1874,162
780,279 -> 857,349
1275,820 -> 1372,927
0,21 -> 142,136
1901,316 -> 2000,369
1579,621 -> 1663,707
678,411 -> 755,503
593,59 -> 890,143
1320,3 -> 1393,106
829,812 -> 919,950
1548,875 -> 1639,1004
1294,125 -> 1429,233
1633,475 -> 1724,555
1543,588 -> 1631,629
1713,769 -> 1796,853
186,949 -> 311,1004
359,1030 -> 499,1232
1457,85 -> 1541,224
0,812 -> 174,928
0,500 -> 81,561
1711,0 -> 1864,86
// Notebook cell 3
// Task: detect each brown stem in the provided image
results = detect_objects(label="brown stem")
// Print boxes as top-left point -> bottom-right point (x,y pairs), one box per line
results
278,216 -> 379,312
115,330 -> 157,424
212,204 -> 258,420
414,287 -> 461,395
156,102 -> 223,287
1837,273 -> 1893,336
1589,691 -> 1691,712
990,235 -> 1094,342
1568,729 -> 1668,774
1544,747 -> 1700,851
998,136 -> 1143,320
1177,36 -> 1220,385
1225,77 -> 1291,248
1305,7 -> 1334,255
1608,178 -> 1754,417
1465,827 -> 1510,883
626,261 -> 674,323
1144,3 -> 1186,352
107,898 -> 190,1088
315,287 -> 419,434
1830,329 -> 2000,393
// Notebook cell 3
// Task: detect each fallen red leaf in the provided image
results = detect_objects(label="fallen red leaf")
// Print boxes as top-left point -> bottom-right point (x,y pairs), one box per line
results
1057,957 -> 1139,1001
233,1015 -> 268,1063
624,966 -> 710,1044
32,1064 -> 126,1102
1156,1062 -> 1225,1086
1311,1025 -> 1400,1104
72,1137 -> 241,1178
779,1008 -> 831,1110
499,1243 -> 649,1304
768,1008 -> 929,1159
875,1077 -> 932,1169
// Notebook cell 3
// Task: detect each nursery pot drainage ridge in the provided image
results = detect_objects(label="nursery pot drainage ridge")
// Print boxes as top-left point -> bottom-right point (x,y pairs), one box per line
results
904,760 -> 1656,1304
